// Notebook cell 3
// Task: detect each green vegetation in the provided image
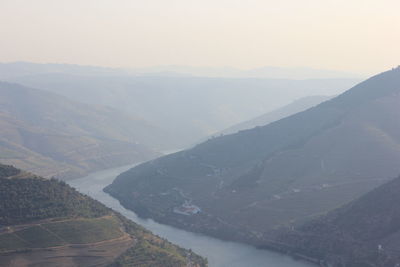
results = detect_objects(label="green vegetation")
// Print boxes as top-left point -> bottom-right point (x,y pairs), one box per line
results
15,226 -> 64,248
110,215 -> 208,267
0,233 -> 29,251
0,169 -> 109,225
0,164 -> 20,178
0,164 -> 208,266
44,217 -> 123,244
0,217 -> 122,251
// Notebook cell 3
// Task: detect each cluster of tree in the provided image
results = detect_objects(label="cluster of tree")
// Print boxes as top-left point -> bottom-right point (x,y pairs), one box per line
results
0,169 -> 109,225
0,164 -> 208,266
0,164 -> 21,178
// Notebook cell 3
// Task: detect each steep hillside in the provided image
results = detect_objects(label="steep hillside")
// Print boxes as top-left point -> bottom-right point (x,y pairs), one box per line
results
220,95 -> 331,135
273,174 -> 400,267
0,164 -> 207,267
105,67 -> 400,245
0,81 -> 172,179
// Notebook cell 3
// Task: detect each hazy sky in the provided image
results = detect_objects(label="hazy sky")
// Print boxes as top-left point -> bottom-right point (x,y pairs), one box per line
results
1,0 -> 399,74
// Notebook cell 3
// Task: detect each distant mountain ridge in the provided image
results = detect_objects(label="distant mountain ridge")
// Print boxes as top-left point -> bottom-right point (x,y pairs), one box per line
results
0,62 -> 364,80
105,67 -> 400,246
0,81 -> 174,179
0,62 -> 361,147
130,65 -> 364,79
0,61 -> 126,79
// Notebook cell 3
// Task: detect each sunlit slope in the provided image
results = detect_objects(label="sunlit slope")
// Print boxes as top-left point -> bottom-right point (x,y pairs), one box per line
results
106,67 -> 400,244
0,164 -> 207,267
0,82 -> 168,179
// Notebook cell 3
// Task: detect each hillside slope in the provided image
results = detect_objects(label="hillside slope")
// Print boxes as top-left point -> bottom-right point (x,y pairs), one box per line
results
273,174 -> 400,267
105,67 -> 400,245
220,95 -> 331,135
1,62 -> 360,147
0,164 -> 207,267
0,81 -> 172,179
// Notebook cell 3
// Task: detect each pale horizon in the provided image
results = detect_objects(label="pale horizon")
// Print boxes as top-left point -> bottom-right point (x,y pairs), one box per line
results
1,0 -> 399,75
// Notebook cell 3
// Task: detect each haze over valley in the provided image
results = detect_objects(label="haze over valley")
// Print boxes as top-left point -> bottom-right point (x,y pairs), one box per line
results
1,0 -> 400,266
105,67 -> 400,266
0,62 -> 359,149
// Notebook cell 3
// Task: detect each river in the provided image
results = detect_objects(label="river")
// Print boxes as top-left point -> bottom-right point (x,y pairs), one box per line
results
68,164 -> 313,267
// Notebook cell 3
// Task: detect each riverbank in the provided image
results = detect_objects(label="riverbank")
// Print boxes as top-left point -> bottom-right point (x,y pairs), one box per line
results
105,187 -> 321,266
68,165 -> 314,267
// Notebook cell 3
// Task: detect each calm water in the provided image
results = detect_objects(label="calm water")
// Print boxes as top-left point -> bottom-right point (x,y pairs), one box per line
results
68,164 -> 313,267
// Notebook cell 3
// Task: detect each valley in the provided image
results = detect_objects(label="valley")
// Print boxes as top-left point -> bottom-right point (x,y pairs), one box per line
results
0,82 -> 166,179
0,62 -> 360,148
2,1 -> 399,266
68,164 -> 314,267
1,67 -> 399,266
0,164 -> 207,267
105,68 -> 400,251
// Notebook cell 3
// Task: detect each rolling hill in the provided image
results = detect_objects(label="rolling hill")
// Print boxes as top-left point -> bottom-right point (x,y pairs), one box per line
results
0,164 -> 207,267
105,67 -> 400,245
0,62 -> 360,147
0,81 -> 173,179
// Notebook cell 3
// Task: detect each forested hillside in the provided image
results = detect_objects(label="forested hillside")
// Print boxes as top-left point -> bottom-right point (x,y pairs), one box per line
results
0,164 -> 207,267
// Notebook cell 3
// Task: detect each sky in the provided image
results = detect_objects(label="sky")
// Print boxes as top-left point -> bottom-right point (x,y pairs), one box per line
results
1,0 -> 399,74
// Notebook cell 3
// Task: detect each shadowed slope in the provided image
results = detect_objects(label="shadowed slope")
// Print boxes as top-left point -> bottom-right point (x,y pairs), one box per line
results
274,174 -> 400,267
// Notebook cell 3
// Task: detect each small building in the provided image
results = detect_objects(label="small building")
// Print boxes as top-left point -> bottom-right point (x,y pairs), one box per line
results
173,202 -> 201,216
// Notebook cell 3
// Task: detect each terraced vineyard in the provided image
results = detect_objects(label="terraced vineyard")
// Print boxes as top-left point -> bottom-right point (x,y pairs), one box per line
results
0,216 -> 124,251
0,164 -> 207,267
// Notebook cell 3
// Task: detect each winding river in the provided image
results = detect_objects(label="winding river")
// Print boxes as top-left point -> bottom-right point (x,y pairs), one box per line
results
68,164 -> 313,267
